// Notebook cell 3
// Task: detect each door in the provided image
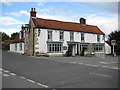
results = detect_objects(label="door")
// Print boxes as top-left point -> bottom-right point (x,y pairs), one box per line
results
67,44 -> 73,56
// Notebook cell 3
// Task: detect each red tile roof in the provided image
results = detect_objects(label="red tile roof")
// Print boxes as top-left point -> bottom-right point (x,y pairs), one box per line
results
32,18 -> 104,34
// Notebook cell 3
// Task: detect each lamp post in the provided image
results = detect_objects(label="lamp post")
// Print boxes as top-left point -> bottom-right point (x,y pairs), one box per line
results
111,40 -> 116,57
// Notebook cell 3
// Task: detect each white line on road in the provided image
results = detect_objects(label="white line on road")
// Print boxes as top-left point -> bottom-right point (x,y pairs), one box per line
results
3,74 -> 9,77
0,68 -> 3,71
89,72 -> 112,78
37,83 -> 49,88
9,73 -> 16,76
20,76 -> 26,79
78,63 -> 84,64
26,79 -> 35,83
3,70 -> 10,73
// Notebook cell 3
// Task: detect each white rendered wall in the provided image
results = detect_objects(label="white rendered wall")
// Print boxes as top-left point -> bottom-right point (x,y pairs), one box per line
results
105,42 -> 111,54
85,33 -> 104,43
36,28 -> 105,55
10,43 -> 24,54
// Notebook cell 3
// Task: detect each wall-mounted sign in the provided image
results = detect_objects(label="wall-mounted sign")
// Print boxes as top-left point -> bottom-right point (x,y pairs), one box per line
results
63,46 -> 67,50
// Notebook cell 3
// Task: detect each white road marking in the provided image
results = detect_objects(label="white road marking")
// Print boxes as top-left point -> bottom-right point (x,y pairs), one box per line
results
1,69 -> 49,88
100,62 -> 117,64
92,65 -> 99,67
110,67 -> 119,70
26,79 -> 35,83
9,73 -> 16,76
89,72 -> 112,78
3,70 -> 10,73
78,63 -> 84,64
20,76 -> 26,79
37,83 -> 49,88
3,74 -> 9,77
0,68 -> 2,70
85,64 -> 92,66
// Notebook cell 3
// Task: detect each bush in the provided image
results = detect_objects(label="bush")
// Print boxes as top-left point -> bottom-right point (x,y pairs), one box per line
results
115,41 -> 120,55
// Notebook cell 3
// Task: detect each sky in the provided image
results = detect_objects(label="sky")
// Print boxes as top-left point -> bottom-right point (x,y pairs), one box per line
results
0,1 -> 119,40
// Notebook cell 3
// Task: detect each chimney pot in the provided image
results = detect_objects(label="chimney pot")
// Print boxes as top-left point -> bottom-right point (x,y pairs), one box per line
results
30,8 -> 37,18
80,18 -> 86,25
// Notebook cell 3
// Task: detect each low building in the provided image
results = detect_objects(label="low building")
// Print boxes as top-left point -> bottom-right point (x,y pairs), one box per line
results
10,8 -> 106,57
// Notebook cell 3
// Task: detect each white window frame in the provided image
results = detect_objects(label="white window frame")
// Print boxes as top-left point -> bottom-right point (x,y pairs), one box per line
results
19,43 -> 22,51
15,43 -> 17,51
81,33 -> 85,42
97,34 -> 100,42
48,30 -> 52,40
47,43 -> 62,52
94,44 -> 103,51
70,32 -> 74,41
59,31 -> 64,41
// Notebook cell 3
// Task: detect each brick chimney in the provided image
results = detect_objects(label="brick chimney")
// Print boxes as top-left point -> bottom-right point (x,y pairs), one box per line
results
80,18 -> 86,25
30,8 -> 37,18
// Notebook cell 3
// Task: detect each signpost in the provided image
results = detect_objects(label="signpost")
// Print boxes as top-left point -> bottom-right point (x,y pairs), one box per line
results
111,40 -> 116,57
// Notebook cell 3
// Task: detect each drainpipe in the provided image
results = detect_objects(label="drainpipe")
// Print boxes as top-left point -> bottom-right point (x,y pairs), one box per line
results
33,28 -> 35,56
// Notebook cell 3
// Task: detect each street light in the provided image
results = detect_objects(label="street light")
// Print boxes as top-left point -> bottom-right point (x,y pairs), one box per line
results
111,40 -> 116,57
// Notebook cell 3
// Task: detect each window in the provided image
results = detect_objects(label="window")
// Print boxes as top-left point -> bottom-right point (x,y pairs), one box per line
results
19,43 -> 22,51
94,44 -> 103,51
48,43 -> 62,52
59,31 -> 64,41
102,35 -> 105,40
15,43 -> 17,51
97,35 -> 100,42
48,31 -> 52,40
80,44 -> 88,51
81,33 -> 84,42
70,32 -> 74,41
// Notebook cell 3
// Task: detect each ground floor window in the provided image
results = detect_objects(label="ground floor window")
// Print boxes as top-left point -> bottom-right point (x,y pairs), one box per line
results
19,43 -> 22,51
48,43 -> 62,52
15,43 -> 17,51
94,44 -> 103,51
80,44 -> 89,51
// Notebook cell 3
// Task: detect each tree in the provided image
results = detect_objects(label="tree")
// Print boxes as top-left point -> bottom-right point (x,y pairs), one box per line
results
108,30 -> 120,45
1,32 -> 10,42
115,41 -> 120,55
108,30 -> 120,55
10,32 -> 19,40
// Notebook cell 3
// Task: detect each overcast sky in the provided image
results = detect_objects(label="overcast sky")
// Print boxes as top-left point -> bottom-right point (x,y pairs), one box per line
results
0,1 -> 119,40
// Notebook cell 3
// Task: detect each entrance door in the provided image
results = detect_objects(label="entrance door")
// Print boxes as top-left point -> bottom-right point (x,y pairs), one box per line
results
67,44 -> 73,56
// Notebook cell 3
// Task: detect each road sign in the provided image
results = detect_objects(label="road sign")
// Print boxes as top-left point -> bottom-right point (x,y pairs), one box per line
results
111,40 -> 116,45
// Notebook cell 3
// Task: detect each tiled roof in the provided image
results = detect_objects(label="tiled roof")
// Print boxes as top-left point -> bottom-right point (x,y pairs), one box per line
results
32,18 -> 104,34
11,34 -> 24,43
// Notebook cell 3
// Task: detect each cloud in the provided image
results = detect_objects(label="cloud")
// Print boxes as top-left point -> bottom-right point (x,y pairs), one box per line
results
9,10 -> 29,17
37,13 -> 76,22
0,28 -> 20,36
40,9 -> 49,12
0,17 -> 25,25
38,13 -> 118,36
0,0 -> 12,6
37,2 -> 44,6
84,14 -> 118,35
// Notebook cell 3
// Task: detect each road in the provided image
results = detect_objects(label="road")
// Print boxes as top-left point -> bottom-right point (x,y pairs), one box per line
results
2,51 -> 118,88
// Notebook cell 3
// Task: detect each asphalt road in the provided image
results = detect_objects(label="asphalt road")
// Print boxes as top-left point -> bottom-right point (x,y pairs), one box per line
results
2,51 -> 118,88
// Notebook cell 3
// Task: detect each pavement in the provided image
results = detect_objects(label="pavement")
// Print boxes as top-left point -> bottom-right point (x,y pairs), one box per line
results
2,51 -> 119,88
